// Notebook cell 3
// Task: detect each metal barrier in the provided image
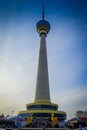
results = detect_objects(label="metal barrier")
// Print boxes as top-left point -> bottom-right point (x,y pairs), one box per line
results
18,128 -> 67,130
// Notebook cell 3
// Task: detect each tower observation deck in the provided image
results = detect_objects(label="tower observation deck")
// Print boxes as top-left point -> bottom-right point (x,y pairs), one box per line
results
19,7 -> 66,122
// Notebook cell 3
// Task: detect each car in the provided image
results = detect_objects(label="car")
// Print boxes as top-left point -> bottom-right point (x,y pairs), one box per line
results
82,127 -> 87,130
75,127 -> 87,130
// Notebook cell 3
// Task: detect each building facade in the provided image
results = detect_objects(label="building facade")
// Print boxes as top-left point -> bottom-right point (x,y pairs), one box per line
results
76,111 -> 87,118
76,111 -> 87,125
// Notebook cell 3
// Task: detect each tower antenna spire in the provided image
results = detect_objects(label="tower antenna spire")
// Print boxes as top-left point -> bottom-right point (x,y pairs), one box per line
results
42,5 -> 44,20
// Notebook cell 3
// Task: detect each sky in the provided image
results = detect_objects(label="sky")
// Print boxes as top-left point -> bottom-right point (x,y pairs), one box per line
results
0,0 -> 87,119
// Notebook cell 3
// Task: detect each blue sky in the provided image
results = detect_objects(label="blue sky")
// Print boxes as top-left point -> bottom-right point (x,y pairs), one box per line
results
0,0 -> 87,119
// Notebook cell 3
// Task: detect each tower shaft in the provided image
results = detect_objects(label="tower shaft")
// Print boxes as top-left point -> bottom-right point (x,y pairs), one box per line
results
19,8 -> 66,121
35,34 -> 50,101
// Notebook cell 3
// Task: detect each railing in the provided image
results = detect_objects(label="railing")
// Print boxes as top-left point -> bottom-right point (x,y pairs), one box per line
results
18,128 -> 74,130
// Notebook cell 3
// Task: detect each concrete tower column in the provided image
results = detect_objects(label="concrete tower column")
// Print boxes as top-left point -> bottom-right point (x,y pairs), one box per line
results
19,8 -> 66,121
35,33 -> 50,101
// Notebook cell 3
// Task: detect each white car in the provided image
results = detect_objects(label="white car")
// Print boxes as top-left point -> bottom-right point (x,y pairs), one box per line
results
82,127 -> 87,130
75,127 -> 87,130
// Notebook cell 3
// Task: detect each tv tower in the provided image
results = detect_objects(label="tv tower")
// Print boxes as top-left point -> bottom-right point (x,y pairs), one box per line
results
35,6 -> 50,101
19,7 -> 66,121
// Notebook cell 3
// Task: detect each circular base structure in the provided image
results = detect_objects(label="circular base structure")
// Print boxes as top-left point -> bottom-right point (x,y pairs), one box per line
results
19,100 -> 66,121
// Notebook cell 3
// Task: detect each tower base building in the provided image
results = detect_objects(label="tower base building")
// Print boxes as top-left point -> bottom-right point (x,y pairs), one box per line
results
19,8 -> 66,122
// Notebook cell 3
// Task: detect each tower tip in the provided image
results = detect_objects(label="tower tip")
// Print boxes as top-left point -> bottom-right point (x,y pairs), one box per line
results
42,5 -> 44,20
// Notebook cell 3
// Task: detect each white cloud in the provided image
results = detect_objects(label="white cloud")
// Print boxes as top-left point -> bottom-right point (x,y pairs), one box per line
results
0,20 -> 38,115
